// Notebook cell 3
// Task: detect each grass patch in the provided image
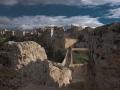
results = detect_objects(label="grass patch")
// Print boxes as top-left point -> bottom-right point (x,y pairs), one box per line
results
72,51 -> 88,64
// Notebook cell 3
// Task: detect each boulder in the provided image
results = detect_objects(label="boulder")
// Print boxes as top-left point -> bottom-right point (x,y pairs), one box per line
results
0,41 -> 72,90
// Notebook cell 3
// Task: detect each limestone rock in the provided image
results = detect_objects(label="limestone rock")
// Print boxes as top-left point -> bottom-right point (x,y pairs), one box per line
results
0,41 -> 72,90
87,22 -> 120,90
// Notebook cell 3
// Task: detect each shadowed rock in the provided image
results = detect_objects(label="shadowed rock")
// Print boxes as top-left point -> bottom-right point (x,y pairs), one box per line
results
87,22 -> 120,90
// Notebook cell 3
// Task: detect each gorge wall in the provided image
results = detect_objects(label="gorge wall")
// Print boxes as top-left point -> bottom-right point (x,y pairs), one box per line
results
87,22 -> 120,90
0,41 -> 72,90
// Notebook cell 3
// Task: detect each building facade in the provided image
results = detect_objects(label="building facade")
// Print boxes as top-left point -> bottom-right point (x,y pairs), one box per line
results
14,30 -> 25,37
5,30 -> 14,37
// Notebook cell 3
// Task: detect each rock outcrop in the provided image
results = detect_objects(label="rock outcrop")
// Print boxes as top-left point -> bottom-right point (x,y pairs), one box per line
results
87,22 -> 120,90
0,41 -> 72,90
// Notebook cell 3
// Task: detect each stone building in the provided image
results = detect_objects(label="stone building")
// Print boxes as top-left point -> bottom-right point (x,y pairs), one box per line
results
52,26 -> 78,51
25,31 -> 34,40
4,30 -> 14,37
71,24 -> 82,33
0,30 -> 5,38
77,27 -> 93,42
45,27 -> 54,45
62,25 -> 82,49
14,30 -> 25,37
76,27 -> 93,48
53,26 -> 65,38
65,25 -> 82,39
32,28 -> 45,37
52,26 -> 65,51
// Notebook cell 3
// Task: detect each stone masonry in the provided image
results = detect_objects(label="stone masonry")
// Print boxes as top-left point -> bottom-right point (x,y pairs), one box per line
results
87,22 -> 120,90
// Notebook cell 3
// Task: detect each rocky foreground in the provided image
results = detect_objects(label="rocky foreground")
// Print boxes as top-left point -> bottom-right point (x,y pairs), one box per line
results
18,84 -> 77,90
0,41 -> 73,90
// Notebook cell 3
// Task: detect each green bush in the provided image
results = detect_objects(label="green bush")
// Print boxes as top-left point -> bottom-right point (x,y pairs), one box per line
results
77,35 -> 84,43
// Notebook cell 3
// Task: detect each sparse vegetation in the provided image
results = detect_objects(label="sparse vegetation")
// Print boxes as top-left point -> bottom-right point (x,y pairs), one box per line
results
53,50 -> 65,63
77,35 -> 84,43
5,36 -> 25,42
45,45 -> 65,63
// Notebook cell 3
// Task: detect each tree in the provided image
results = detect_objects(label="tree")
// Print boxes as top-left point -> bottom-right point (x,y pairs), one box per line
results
77,35 -> 84,43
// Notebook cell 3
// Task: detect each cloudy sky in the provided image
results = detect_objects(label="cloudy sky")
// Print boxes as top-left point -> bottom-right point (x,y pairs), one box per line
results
0,0 -> 120,30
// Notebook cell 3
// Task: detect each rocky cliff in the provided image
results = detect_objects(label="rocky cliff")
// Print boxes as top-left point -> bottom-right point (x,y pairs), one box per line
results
87,22 -> 120,90
0,41 -> 72,90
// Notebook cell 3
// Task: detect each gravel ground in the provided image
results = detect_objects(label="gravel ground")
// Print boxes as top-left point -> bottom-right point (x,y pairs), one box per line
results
18,84 -> 79,90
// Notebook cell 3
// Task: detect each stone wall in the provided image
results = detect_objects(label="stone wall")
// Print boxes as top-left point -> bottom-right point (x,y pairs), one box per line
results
87,22 -> 120,90
69,64 -> 87,82
62,49 -> 68,66
14,30 -> 25,37
68,64 -> 87,90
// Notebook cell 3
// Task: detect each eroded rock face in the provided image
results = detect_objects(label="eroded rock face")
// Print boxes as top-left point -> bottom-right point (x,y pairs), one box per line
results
87,22 -> 120,90
0,41 -> 72,90
0,41 -> 47,68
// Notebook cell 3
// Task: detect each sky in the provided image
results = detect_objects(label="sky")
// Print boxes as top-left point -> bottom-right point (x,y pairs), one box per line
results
0,0 -> 120,30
